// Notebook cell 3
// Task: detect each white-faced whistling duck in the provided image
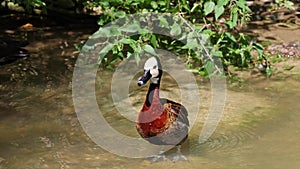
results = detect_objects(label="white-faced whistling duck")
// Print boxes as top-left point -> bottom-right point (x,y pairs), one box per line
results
136,56 -> 189,162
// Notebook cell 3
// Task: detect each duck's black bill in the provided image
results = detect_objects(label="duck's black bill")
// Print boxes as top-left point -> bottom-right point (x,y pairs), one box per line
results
137,70 -> 151,86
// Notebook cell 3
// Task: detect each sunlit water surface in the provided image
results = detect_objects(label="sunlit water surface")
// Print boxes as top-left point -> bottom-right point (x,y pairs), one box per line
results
1,66 -> 300,169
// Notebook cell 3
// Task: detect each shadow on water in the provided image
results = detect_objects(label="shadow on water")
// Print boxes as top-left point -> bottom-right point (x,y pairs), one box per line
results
0,14 -> 300,169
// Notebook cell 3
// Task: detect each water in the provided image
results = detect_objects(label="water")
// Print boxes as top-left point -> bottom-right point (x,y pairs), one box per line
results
1,67 -> 300,168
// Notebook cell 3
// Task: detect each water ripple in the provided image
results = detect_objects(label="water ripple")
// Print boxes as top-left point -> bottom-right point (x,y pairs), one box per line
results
204,128 -> 259,152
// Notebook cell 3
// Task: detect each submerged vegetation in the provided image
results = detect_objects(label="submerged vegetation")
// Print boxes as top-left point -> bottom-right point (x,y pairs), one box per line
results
1,0 -> 297,77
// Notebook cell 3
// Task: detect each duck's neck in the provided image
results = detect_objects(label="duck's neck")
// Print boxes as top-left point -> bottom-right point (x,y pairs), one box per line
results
145,81 -> 161,107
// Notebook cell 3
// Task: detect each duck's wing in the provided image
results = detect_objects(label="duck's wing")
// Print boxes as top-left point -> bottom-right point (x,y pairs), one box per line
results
147,98 -> 189,145
161,98 -> 189,127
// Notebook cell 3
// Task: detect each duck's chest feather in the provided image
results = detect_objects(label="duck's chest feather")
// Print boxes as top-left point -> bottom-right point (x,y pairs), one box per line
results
136,84 -> 189,145
137,103 -> 169,137
136,100 -> 186,138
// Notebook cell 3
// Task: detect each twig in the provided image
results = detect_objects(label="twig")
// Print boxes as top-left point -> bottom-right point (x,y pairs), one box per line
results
178,14 -> 223,75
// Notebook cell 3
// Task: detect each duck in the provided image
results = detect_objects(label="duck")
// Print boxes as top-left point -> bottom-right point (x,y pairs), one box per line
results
0,39 -> 29,65
136,56 -> 189,162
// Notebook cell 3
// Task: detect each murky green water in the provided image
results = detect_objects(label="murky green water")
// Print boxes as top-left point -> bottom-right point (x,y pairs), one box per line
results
1,66 -> 300,169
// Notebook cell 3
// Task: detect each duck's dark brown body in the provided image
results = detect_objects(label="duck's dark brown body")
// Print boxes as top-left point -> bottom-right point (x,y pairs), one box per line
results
136,84 -> 189,146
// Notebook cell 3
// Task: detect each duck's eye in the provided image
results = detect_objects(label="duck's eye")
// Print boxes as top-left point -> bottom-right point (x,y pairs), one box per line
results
153,65 -> 157,69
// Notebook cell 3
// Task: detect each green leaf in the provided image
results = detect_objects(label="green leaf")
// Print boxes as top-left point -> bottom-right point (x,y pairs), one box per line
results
283,65 -> 294,71
134,53 -> 140,65
91,27 -> 112,38
253,42 -> 264,50
225,32 -> 237,42
236,0 -> 246,9
119,38 -> 135,44
170,22 -> 181,36
291,72 -> 300,76
199,70 -> 206,76
110,27 -> 122,36
117,51 -> 124,58
204,1 -> 215,16
157,1 -> 166,6
112,45 -> 118,54
114,11 -> 126,18
230,7 -> 238,27
217,0 -> 228,6
225,20 -> 233,29
139,28 -> 151,34
143,45 -> 157,56
214,5 -> 224,20
99,43 -> 114,56
182,38 -> 199,49
126,52 -> 132,58
158,16 -> 169,28
98,19 -> 105,26
195,25 -> 204,31
191,3 -> 200,13
150,35 -> 158,48
186,32 -> 195,41
120,23 -> 140,33
212,50 -> 223,57
187,69 -> 200,73
284,1 -> 295,10
182,3 -> 191,13
151,1 -> 158,9
204,61 -> 215,73
232,13 -> 238,27
136,44 -> 142,53
265,66 -> 273,78
203,29 -> 214,35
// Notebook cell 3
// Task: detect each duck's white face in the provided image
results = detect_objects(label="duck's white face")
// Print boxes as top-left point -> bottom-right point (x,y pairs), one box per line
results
137,57 -> 161,86
144,57 -> 160,78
